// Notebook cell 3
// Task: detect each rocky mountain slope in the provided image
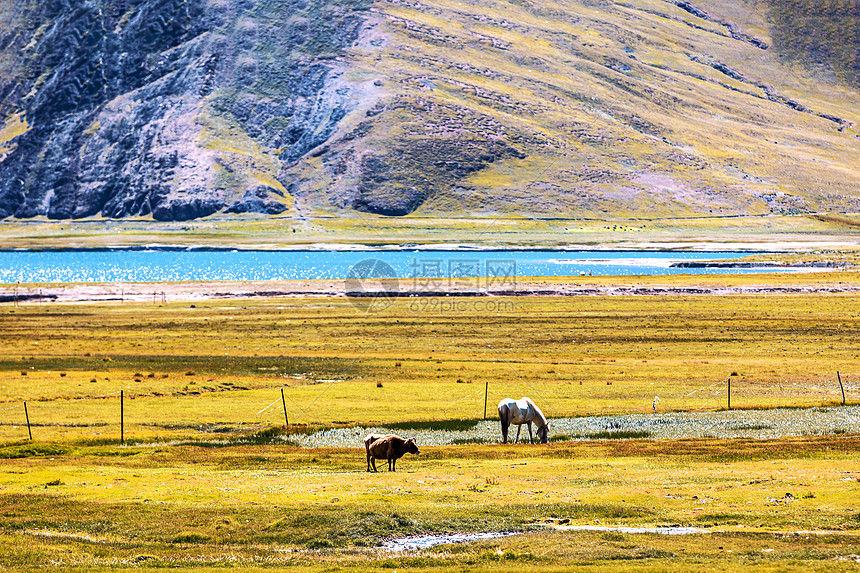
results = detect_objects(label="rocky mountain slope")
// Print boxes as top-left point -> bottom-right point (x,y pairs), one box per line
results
0,0 -> 858,221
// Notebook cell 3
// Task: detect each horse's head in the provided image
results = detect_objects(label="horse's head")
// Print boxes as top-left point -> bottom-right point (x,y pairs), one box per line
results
537,424 -> 548,444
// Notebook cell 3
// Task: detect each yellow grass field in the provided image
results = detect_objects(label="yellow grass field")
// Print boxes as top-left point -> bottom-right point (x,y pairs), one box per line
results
2,275 -> 860,442
1,273 -> 859,570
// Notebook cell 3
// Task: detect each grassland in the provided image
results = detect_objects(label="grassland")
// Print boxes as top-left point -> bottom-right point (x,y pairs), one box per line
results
3,273 -> 860,442
2,273 -> 860,570
1,437 -> 859,570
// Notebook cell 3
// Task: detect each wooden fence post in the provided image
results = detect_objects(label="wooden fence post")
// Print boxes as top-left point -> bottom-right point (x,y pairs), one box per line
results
24,401 -> 32,440
483,381 -> 489,420
728,377 -> 731,410
281,388 -> 289,426
120,390 -> 124,444
837,371 -> 846,406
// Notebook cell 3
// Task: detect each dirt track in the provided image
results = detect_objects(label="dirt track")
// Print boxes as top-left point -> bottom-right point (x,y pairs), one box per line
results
4,279 -> 860,304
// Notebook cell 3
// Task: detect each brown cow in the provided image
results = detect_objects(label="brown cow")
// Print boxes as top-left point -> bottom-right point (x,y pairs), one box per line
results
364,433 -> 389,472
366,433 -> 420,472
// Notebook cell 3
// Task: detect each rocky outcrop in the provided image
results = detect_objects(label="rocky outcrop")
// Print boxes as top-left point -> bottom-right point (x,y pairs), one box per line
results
225,185 -> 288,215
0,0 -> 210,219
674,1 -> 769,49
687,54 -> 853,127
0,0 -> 376,220
348,138 -> 526,216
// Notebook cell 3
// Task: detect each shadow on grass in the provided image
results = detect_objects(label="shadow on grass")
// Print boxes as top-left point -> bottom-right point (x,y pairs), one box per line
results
550,430 -> 651,442
386,418 -> 483,432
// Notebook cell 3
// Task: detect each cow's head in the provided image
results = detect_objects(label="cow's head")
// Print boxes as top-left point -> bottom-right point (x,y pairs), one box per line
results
406,438 -> 420,455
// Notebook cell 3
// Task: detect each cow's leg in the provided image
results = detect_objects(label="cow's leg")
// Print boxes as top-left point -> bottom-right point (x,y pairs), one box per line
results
389,458 -> 395,472
371,457 -> 378,472
515,425 -> 521,444
366,451 -> 372,472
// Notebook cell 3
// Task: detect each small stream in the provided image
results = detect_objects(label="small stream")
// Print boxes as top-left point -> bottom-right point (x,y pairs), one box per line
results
382,532 -> 517,551
382,525 -> 710,552
553,525 -> 710,535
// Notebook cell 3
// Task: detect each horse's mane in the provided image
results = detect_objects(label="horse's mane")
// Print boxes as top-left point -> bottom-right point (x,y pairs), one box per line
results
523,397 -> 548,427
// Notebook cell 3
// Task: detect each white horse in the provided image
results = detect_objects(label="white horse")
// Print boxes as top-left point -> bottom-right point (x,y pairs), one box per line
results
498,397 -> 548,444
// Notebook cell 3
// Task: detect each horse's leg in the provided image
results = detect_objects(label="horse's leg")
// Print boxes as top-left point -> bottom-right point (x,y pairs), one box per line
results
515,425 -> 521,444
528,422 -> 534,444
500,408 -> 509,444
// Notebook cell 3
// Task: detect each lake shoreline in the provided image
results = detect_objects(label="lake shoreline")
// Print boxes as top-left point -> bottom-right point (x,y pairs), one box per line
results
3,276 -> 860,303
0,244 -> 778,253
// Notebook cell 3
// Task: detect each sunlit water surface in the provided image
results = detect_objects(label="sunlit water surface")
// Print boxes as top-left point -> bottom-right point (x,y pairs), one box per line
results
0,250 -> 786,283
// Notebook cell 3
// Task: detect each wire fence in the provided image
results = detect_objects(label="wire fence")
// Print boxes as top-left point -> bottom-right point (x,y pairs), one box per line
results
1,374 -> 855,444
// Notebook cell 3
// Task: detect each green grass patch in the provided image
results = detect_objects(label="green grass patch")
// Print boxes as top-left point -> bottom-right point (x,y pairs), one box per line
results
387,418 -> 482,432
170,531 -> 213,544
0,443 -> 71,459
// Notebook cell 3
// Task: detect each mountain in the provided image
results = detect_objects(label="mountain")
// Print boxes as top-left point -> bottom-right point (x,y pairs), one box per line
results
0,0 -> 858,222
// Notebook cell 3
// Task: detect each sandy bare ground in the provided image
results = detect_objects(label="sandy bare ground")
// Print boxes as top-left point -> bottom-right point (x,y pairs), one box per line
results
3,277 -> 860,304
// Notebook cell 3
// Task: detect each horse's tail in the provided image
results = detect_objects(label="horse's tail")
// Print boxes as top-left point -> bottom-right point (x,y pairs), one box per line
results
498,403 -> 510,425
498,402 -> 511,443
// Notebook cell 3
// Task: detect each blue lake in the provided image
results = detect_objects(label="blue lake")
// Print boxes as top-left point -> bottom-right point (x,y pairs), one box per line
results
0,249 -> 790,284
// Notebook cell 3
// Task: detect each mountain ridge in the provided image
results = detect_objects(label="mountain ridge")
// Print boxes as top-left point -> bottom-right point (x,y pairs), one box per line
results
0,0 -> 858,222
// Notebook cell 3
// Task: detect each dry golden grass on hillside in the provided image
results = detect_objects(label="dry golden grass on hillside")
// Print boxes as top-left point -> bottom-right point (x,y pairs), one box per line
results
325,0 -> 860,217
